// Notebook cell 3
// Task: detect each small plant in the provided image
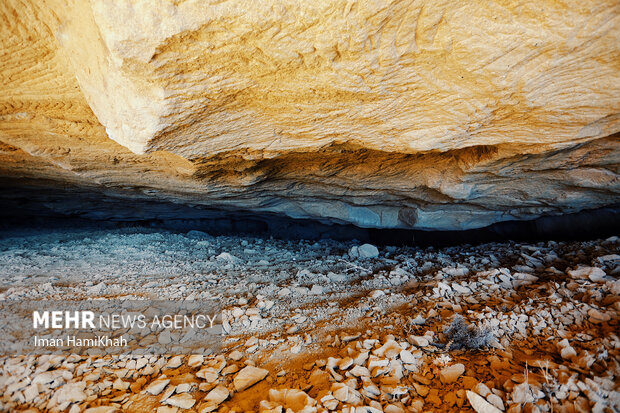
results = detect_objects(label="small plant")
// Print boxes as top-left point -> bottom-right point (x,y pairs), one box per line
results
440,315 -> 492,350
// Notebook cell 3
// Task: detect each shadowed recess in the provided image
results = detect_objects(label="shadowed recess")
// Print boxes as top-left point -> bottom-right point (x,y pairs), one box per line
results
0,179 -> 618,247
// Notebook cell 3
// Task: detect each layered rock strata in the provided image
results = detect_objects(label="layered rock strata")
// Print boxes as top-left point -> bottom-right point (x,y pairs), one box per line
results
1,0 -> 619,229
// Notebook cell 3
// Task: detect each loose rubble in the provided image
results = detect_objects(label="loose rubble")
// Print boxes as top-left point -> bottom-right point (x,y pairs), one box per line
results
0,227 -> 618,412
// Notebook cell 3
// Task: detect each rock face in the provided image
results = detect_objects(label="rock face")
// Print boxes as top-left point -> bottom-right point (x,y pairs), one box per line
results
0,0 -> 619,229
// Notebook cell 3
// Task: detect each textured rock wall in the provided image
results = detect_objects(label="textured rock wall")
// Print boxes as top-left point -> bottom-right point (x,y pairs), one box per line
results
0,0 -> 619,229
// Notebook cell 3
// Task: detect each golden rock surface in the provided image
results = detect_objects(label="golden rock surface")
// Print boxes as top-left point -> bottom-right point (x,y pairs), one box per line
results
1,0 -> 619,229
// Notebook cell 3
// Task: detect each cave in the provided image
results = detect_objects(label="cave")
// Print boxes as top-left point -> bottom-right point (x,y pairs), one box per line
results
0,1 -> 619,412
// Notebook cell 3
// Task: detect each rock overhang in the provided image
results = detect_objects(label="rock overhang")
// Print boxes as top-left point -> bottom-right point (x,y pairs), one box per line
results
0,0 -> 619,230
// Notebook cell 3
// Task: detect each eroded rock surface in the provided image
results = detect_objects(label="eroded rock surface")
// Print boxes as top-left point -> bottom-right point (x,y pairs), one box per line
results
1,0 -> 619,229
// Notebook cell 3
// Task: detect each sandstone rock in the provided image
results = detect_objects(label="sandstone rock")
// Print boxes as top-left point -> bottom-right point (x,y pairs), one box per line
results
2,0 -> 619,230
234,366 -> 269,391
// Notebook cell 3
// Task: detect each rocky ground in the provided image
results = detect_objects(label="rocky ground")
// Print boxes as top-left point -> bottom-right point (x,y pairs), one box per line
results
0,226 -> 618,413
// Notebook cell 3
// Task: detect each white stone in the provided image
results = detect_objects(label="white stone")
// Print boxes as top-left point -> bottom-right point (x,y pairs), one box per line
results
332,383 -> 351,402
409,336 -> 429,347
229,350 -> 244,361
204,385 -> 229,405
373,339 -> 401,358
165,356 -> 183,369
567,266 -> 605,281
164,393 -> 196,409
486,393 -> 505,411
56,382 -> 87,403
144,377 -> 170,396
587,308 -> 611,323
369,290 -> 385,299
233,366 -> 269,391
399,349 -> 419,364
216,252 -> 241,263
466,390 -> 503,413
352,244 -> 379,259
351,365 -> 371,377
310,284 -> 324,295
188,355 -> 204,368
